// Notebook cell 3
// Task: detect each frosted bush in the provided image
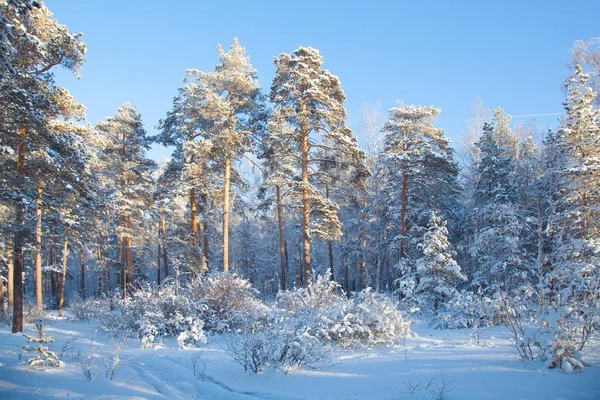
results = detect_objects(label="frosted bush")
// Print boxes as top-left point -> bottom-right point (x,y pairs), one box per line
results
339,289 -> 411,347
435,290 -> 495,331
70,297 -> 113,322
273,276 -> 410,349
188,272 -> 269,333
222,331 -> 277,373
96,282 -> 207,348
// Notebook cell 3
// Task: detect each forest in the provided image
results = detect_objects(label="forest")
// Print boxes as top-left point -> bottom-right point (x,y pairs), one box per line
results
0,2 -> 599,398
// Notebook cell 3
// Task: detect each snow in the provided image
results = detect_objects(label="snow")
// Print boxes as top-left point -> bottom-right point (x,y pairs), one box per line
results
1,315 -> 599,399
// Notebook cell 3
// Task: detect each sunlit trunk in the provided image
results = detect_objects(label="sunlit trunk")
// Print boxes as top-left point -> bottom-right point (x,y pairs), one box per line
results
120,210 -> 126,299
222,126 -> 232,273
79,245 -> 85,300
276,184 -> 286,291
35,184 -> 43,312
58,227 -> 69,317
399,173 -> 409,259
157,219 -> 161,286
300,101 -> 311,286
126,216 -> 133,286
7,247 -> 13,316
12,126 -> 26,333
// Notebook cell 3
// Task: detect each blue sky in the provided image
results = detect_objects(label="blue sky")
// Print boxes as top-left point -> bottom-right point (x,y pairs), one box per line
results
47,0 -> 599,159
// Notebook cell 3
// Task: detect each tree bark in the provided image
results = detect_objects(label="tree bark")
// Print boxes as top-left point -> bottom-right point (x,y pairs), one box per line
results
157,220 -> 161,286
190,187 -> 200,278
300,101 -> 311,286
276,184 -> 286,291
7,247 -> 13,316
399,173 -> 409,259
120,210 -> 126,299
202,219 -> 208,269
223,135 -> 232,273
360,199 -> 368,288
537,197 -> 545,314
79,245 -> 85,300
58,227 -> 69,317
0,261 -> 4,313
126,216 -> 133,286
97,247 -> 102,295
344,261 -> 350,298
12,126 -> 26,333
35,184 -> 43,312
162,215 -> 168,278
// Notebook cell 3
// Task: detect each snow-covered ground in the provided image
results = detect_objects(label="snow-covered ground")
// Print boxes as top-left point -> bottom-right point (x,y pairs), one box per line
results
0,314 -> 599,400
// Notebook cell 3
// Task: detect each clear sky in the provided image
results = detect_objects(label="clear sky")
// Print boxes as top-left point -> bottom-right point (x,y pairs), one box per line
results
46,0 -> 599,159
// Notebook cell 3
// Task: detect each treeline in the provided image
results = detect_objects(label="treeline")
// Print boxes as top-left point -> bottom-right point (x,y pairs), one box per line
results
1,1 -> 598,371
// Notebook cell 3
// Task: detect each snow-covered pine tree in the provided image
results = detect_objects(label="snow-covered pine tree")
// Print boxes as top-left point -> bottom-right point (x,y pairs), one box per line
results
184,38 -> 266,273
96,104 -> 156,299
270,46 -> 364,285
546,65 -> 600,364
415,212 -> 466,312
374,103 -> 459,296
0,0 -> 86,332
258,110 -> 298,290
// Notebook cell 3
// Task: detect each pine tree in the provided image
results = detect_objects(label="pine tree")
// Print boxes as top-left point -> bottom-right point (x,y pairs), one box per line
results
259,110 -> 298,290
415,212 -> 466,312
374,103 -> 459,295
270,46 -> 365,285
96,104 -> 155,298
0,1 -> 86,332
469,119 -> 527,295
184,38 -> 266,273
549,65 -> 600,345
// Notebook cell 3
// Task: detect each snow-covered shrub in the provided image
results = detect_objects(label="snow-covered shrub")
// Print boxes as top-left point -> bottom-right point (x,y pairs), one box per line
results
496,293 -> 535,360
339,289 -> 411,347
272,275 -> 346,344
188,272 -> 268,333
273,276 -> 410,349
70,297 -> 113,321
515,308 -> 589,373
222,331 -> 277,373
101,282 -> 207,348
435,290 -> 495,332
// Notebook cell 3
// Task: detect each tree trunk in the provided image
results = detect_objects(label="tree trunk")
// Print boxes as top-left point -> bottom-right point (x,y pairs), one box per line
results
79,245 -> 85,301
284,239 -> 289,288
324,183 -> 335,282
162,216 -> 168,278
360,199 -> 368,288
537,197 -> 545,314
276,184 -> 286,291
157,220 -> 161,286
119,141 -> 127,299
58,227 -> 69,317
35,184 -> 43,312
7,247 -> 13,316
300,101 -> 311,286
190,187 -> 200,277
12,126 -> 26,333
49,227 -> 56,298
97,247 -> 102,295
223,136 -> 232,273
202,219 -> 208,270
126,216 -> 133,286
120,210 -> 126,299
0,261 -> 4,313
399,173 -> 409,259
344,260 -> 350,297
